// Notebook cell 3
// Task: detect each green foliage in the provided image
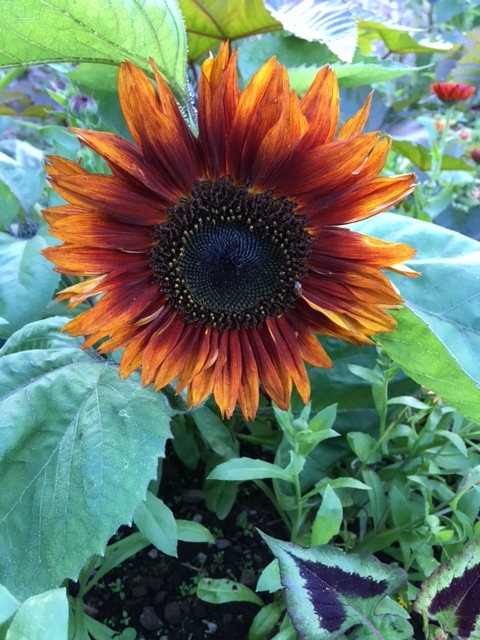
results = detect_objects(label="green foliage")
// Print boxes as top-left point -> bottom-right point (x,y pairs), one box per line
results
0,318 -> 171,600
0,0 -> 188,97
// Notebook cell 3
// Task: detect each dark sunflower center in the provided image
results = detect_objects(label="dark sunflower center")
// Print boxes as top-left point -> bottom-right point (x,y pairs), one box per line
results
150,177 -> 311,331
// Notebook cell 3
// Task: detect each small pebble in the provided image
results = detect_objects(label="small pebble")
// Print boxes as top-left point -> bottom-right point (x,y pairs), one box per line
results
131,585 -> 147,598
164,601 -> 182,625
182,489 -> 204,505
153,590 -> 167,606
216,538 -> 231,550
139,606 -> 163,632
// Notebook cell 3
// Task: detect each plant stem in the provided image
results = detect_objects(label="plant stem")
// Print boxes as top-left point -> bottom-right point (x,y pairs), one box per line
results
0,67 -> 24,92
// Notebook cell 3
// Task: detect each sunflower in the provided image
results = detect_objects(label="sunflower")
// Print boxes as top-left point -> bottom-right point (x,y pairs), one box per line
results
430,82 -> 475,104
43,44 -> 416,420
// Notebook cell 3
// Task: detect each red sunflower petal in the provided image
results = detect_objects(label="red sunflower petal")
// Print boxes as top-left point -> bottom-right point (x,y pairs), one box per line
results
47,172 -> 165,226
198,43 -> 241,179
118,60 -> 200,194
71,128 -> 177,204
337,92 -> 373,140
214,330 -> 243,419
46,213 -> 152,251
226,58 -> 290,183
300,66 -> 339,147
43,244 -> 148,275
308,174 -> 416,227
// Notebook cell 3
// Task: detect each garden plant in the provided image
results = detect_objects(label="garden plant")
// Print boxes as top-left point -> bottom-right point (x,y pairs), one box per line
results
0,1 -> 480,639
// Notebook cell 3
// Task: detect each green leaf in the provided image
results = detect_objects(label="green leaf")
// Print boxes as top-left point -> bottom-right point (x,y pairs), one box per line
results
192,406 -> 238,459
391,140 -> 475,172
0,320 -> 171,599
204,477 -> 238,520
207,458 -> 293,482
265,0 -> 357,63
256,559 -> 282,593
0,0 -> 188,95
260,532 -> 412,639
5,589 -> 68,640
414,538 -> 480,640
358,21 -> 453,54
248,600 -> 284,640
347,432 -> 382,464
0,228 -> 60,339
179,0 -> 281,61
0,585 -> 19,625
133,492 -> 178,557
0,139 -> 45,215
449,27 -> 480,86
197,578 -> 263,606
356,213 -> 480,424
288,60 -> 423,95
0,317 -> 84,354
311,485 -> 343,545
176,519 -> 214,544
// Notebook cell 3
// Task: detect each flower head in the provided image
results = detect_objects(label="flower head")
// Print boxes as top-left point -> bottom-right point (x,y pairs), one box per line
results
430,82 -> 475,104
471,148 -> 480,164
43,44 -> 416,420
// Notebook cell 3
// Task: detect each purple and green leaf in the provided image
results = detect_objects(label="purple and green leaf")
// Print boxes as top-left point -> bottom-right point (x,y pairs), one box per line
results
414,538 -> 480,639
259,532 -> 412,640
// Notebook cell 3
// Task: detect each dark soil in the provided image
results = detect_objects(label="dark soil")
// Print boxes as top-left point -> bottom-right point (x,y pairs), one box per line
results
83,448 -> 287,640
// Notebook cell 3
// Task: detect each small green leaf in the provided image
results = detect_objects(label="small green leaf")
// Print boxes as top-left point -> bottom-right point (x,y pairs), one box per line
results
248,600 -> 284,640
256,559 -> 282,594
197,578 -> 264,606
260,532 -> 412,639
207,458 -> 293,483
0,0 -> 188,96
0,585 -> 20,625
347,432 -> 382,464
176,519 -> 214,544
5,589 -> 68,640
192,406 -> 238,459
204,477 -> 238,520
134,492 -> 178,557
311,486 -> 343,545
0,140 -> 45,215
0,228 -> 60,339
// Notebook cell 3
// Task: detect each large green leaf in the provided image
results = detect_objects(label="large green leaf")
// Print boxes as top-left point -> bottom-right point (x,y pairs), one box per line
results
358,21 -> 453,55
0,227 -> 60,339
0,0 -> 187,95
5,589 -> 68,640
0,318 -> 171,600
265,0 -> 357,63
392,140 -> 475,172
178,0 -> 281,61
288,61 -> 424,95
356,214 -> 480,423
449,27 -> 480,86
260,533 -> 412,639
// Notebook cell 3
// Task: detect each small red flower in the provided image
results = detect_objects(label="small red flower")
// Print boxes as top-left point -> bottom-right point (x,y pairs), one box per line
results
430,82 -> 475,104
470,148 -> 480,164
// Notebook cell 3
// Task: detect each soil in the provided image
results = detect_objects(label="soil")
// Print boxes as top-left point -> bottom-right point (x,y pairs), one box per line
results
82,446 -> 288,640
